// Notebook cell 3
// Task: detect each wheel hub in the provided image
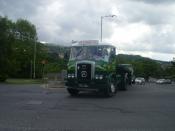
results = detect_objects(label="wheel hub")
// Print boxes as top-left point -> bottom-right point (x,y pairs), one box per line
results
111,84 -> 115,93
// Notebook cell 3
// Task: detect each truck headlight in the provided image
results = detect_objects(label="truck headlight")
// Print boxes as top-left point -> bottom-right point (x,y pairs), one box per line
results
68,74 -> 71,78
95,75 -> 99,79
99,75 -> 103,80
71,74 -> 75,78
95,75 -> 103,80
68,74 -> 75,78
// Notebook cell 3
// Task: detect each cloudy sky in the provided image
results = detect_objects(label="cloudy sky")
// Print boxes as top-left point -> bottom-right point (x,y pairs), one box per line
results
0,0 -> 175,61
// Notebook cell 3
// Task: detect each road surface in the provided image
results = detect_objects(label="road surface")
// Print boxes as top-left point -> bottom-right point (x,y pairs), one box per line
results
0,83 -> 175,131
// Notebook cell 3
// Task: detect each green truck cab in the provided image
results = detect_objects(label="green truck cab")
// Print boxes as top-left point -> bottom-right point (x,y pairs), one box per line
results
65,40 -> 133,96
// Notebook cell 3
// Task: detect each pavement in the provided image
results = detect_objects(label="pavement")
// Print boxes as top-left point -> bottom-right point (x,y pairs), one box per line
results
0,83 -> 175,131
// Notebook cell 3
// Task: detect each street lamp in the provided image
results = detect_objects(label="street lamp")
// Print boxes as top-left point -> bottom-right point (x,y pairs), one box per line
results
33,27 -> 40,79
33,37 -> 37,79
100,15 -> 116,42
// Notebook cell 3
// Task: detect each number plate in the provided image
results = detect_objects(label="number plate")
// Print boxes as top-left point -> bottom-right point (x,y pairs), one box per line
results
79,84 -> 88,87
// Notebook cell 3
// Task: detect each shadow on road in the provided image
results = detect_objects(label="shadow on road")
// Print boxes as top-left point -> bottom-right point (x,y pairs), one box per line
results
66,91 -> 117,99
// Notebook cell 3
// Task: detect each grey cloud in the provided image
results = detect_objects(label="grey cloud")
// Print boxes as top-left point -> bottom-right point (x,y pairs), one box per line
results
119,24 -> 175,55
0,0 -> 44,20
119,41 -> 175,55
132,0 -> 175,5
35,0 -> 114,43
117,0 -> 174,25
0,0 -> 175,60
144,25 -> 175,54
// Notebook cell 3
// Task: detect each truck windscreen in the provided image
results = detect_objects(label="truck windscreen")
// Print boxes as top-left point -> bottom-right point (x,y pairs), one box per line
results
70,46 -> 111,62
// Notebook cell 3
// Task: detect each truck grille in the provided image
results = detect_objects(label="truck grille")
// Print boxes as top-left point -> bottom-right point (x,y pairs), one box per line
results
77,63 -> 91,81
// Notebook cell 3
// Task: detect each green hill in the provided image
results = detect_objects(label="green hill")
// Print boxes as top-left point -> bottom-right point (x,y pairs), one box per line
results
115,54 -> 174,80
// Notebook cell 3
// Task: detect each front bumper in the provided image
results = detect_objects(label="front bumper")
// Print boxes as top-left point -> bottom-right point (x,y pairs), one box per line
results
65,78 -> 108,91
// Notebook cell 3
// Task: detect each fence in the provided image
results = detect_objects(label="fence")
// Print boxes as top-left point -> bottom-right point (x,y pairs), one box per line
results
43,70 -> 67,88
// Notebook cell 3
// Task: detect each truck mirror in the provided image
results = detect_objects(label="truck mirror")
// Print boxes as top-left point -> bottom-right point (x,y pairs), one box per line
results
111,48 -> 116,55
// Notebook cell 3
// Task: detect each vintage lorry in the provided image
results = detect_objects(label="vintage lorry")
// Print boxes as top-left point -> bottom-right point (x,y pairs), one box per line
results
65,40 -> 134,96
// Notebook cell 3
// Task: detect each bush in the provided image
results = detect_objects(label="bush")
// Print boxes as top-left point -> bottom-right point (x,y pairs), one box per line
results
0,74 -> 8,82
45,62 -> 66,73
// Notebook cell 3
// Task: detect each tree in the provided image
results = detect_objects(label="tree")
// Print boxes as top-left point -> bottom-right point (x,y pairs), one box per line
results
0,16 -> 45,79
8,19 -> 38,78
44,44 -> 68,74
172,57 -> 175,66
0,16 -> 14,81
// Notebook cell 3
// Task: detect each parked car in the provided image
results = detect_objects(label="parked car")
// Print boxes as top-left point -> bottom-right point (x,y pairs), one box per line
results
135,77 -> 145,85
156,79 -> 172,84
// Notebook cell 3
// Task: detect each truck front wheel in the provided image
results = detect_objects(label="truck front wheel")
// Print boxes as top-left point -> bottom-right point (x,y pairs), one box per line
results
104,82 -> 117,97
67,88 -> 79,96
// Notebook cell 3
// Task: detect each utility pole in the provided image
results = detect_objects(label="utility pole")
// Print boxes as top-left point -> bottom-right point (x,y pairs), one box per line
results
30,60 -> 33,78
33,37 -> 37,79
101,16 -> 103,42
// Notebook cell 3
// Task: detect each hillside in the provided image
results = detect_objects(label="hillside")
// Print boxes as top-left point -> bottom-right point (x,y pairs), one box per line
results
116,54 -> 172,70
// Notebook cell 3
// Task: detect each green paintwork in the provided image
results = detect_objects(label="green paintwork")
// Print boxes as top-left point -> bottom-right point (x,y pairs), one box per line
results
67,59 -> 116,74
67,60 -> 76,72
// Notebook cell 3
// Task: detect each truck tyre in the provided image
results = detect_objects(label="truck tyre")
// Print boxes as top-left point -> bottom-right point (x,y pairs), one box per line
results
120,73 -> 128,91
128,74 -> 132,85
67,88 -> 79,96
104,81 -> 116,97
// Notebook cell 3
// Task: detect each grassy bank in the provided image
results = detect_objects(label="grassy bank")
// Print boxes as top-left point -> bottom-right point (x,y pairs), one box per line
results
5,79 -> 42,84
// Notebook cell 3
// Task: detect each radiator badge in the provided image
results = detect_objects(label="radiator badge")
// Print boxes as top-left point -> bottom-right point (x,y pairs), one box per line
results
81,71 -> 87,77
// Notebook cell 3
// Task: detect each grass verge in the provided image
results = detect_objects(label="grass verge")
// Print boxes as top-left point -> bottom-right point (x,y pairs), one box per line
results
5,79 -> 42,84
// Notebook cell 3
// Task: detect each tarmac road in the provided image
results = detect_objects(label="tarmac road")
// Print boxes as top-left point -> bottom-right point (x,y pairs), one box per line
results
0,83 -> 175,131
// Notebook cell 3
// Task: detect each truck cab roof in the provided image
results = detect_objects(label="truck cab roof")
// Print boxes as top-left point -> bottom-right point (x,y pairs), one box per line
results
71,40 -> 115,48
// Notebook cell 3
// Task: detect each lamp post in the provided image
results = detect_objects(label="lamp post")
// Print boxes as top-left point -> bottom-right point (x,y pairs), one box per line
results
100,15 -> 116,42
33,37 -> 37,79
